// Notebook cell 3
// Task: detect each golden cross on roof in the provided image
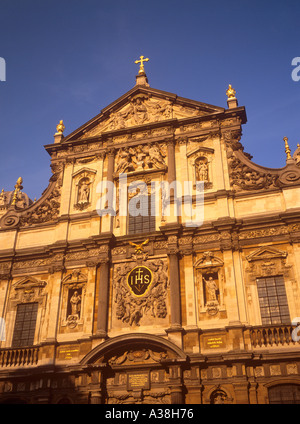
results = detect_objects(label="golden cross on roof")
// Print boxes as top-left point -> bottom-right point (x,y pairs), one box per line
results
135,55 -> 149,74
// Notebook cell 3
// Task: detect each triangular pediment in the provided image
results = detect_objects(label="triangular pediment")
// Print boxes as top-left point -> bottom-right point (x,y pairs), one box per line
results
13,276 -> 47,290
64,86 -> 225,142
246,246 -> 287,262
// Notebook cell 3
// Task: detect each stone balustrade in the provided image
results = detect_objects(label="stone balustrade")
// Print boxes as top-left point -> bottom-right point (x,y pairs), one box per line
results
0,347 -> 39,367
250,325 -> 299,348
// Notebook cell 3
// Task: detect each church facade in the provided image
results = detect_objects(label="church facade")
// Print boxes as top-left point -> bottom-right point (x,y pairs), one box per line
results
0,62 -> 300,404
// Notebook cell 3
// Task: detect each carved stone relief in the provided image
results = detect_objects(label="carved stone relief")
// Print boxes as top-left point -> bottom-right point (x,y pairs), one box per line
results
9,276 -> 47,308
228,155 -> 278,191
114,143 -> 167,175
112,253 -> 169,328
245,247 -> 294,283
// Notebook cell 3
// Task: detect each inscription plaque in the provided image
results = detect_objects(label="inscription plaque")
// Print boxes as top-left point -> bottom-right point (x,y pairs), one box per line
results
127,372 -> 150,390
203,335 -> 226,349
57,345 -> 80,360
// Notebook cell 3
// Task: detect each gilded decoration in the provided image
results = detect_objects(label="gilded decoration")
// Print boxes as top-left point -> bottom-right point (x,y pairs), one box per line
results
194,251 -> 225,316
112,251 -> 169,327
60,269 -> 88,330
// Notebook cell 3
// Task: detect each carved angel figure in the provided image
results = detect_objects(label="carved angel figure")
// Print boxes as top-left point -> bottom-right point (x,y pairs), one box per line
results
148,143 -> 166,169
115,148 -> 134,173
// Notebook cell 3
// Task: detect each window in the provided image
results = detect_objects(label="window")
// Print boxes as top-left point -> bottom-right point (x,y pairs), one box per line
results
269,385 -> 300,404
12,303 -> 38,347
128,195 -> 155,234
257,276 -> 290,325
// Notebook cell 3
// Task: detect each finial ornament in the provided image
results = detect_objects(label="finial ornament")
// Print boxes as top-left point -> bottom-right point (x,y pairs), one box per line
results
283,137 -> 292,160
226,84 -> 236,99
56,120 -> 65,134
11,177 -> 23,206
135,55 -> 149,74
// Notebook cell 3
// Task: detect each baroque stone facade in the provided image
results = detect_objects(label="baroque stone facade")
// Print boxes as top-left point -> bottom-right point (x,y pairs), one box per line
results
1,68 -> 300,404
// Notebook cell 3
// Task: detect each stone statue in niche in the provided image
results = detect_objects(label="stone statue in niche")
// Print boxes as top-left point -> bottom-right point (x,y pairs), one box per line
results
66,288 -> 82,328
203,272 -> 219,315
203,276 -> 219,303
75,177 -> 91,210
195,158 -> 209,182
211,390 -> 228,404
78,178 -> 90,203
70,290 -> 82,316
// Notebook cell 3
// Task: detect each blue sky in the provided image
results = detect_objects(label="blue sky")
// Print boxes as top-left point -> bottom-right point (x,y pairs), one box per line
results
1,0 -> 300,199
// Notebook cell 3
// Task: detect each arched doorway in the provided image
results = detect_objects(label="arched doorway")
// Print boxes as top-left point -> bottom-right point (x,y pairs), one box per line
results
269,384 -> 300,404
81,333 -> 187,404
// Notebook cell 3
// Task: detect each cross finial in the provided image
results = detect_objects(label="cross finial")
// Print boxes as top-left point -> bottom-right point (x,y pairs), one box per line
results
135,55 -> 149,74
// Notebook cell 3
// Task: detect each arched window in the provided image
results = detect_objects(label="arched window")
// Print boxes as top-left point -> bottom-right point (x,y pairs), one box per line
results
268,384 -> 300,404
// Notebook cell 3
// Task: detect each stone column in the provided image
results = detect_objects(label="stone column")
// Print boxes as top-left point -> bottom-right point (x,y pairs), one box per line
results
107,148 -> 115,208
168,251 -> 182,330
88,368 -> 104,404
169,365 -> 184,404
167,139 -> 176,186
233,382 -> 249,404
101,148 -> 115,233
166,139 -> 179,224
90,392 -> 102,404
96,259 -> 110,338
